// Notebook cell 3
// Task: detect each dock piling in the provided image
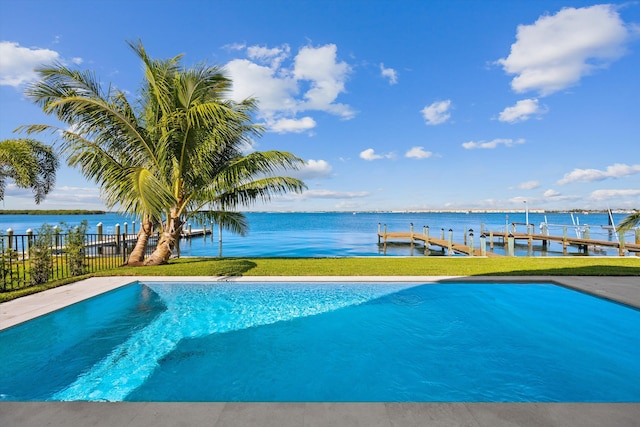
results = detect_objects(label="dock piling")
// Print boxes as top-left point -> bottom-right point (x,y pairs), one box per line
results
507,233 -> 514,256
424,226 -> 430,255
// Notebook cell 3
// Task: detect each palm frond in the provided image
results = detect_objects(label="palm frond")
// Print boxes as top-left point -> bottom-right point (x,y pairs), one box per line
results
617,210 -> 640,232
188,210 -> 249,236
0,138 -> 58,203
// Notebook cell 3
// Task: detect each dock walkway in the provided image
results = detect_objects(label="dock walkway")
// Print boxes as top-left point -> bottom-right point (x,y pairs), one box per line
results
488,231 -> 640,255
378,226 -> 640,257
377,231 -> 501,257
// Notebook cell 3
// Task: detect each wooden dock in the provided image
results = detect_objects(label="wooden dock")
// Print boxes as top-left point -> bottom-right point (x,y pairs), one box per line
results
378,225 -> 640,257
377,231 -> 501,257
488,231 -> 640,255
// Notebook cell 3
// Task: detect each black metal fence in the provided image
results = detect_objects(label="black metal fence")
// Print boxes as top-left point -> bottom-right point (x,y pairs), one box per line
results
1,232 -> 159,292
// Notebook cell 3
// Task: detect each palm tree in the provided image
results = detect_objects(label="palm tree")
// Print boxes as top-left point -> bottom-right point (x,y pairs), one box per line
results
129,42 -> 305,265
21,41 -> 305,265
0,138 -> 58,204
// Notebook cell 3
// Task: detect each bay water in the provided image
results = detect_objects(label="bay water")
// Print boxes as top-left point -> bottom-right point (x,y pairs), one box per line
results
0,211 -> 630,257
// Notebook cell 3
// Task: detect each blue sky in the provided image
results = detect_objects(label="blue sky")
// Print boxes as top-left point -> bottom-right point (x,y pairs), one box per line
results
1,0 -> 639,212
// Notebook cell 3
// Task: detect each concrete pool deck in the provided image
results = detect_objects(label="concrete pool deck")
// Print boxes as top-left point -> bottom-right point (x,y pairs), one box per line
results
1,276 -> 639,426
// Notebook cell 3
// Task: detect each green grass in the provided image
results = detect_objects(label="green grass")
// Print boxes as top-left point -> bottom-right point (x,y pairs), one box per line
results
103,256 -> 640,277
2,256 -> 638,303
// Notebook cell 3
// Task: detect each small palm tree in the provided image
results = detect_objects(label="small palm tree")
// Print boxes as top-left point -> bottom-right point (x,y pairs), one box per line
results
0,138 -> 58,204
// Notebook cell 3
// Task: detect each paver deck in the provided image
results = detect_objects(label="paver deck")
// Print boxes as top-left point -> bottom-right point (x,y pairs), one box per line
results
2,275 -> 639,427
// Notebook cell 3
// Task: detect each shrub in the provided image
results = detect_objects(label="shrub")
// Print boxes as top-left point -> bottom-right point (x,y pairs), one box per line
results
29,224 -> 53,286
61,220 -> 88,277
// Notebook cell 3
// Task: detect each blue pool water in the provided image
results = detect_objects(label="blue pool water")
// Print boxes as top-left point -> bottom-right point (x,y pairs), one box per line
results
1,282 -> 639,402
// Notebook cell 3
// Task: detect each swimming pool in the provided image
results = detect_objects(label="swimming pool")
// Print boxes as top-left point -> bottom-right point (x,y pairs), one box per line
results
1,281 -> 639,402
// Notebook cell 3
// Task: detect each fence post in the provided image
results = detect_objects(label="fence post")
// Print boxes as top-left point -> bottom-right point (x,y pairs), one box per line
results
54,226 -> 61,247
6,228 -> 13,250
468,232 -> 474,257
448,229 -> 453,256
480,233 -> 487,256
115,224 -> 121,254
132,220 -> 136,236
26,229 -> 33,250
124,222 -> 128,238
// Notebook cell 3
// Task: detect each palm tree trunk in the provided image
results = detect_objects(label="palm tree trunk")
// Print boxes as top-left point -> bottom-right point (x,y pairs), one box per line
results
144,213 -> 183,266
126,215 -> 153,265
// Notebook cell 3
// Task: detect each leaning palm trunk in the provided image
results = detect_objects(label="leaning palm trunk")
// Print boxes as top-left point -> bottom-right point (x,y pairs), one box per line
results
126,215 -> 153,265
144,214 -> 183,265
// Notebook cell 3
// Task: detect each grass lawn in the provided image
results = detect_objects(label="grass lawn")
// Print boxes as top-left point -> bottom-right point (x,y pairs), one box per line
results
102,256 -> 640,277
1,256 -> 638,303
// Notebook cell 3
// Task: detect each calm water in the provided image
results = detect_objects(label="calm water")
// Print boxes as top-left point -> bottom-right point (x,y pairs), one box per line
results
1,281 -> 639,402
0,211 -> 630,257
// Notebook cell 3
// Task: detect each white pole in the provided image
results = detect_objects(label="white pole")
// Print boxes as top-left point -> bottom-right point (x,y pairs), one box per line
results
524,200 -> 529,229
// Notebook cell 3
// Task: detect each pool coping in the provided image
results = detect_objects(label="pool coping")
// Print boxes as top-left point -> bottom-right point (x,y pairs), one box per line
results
2,276 -> 639,427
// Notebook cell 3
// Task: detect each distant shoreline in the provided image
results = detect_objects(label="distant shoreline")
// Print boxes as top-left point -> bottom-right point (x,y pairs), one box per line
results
0,209 -> 632,215
0,210 -> 107,215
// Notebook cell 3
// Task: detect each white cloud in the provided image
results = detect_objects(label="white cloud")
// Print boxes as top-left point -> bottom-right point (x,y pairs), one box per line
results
269,117 -> 316,134
226,43 -> 354,133
360,148 -> 383,161
4,184 -> 105,209
543,189 -> 562,198
226,58 -> 298,114
557,163 -> 640,185
508,196 -> 528,204
421,100 -> 451,125
223,42 -> 247,51
517,180 -> 540,190
405,146 -> 433,159
589,189 -> 640,201
247,44 -> 290,69
292,159 -> 333,180
359,148 -> 394,161
498,98 -> 547,123
380,63 -> 398,85
497,5 -> 632,96
293,44 -> 354,118
462,138 -> 525,149
0,41 -> 60,86
301,189 -> 369,199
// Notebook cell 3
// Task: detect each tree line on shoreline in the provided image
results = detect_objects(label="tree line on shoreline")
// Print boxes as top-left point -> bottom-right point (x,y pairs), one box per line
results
0,210 -> 106,215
